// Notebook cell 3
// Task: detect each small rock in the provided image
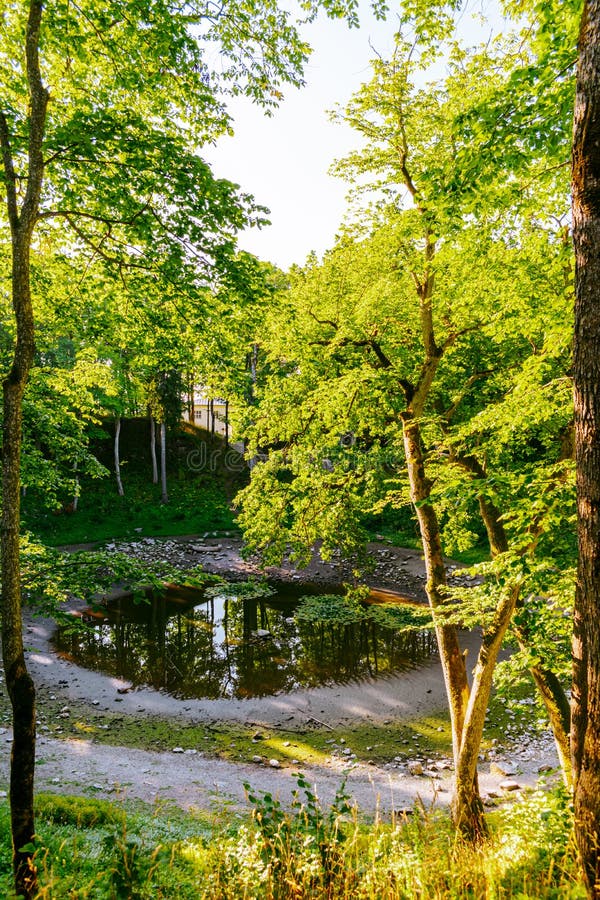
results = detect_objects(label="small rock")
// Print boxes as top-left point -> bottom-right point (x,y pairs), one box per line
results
172,747 -> 185,754
269,759 -> 281,769
500,780 -> 521,792
252,755 -> 262,764
490,762 -> 516,777
408,762 -> 424,776
538,764 -> 554,774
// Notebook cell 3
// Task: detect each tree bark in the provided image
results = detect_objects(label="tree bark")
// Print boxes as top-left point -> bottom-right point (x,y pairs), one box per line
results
401,414 -> 486,837
150,416 -> 158,484
72,459 -> 79,512
0,3 -> 48,895
114,416 -> 124,496
160,421 -> 169,503
458,455 -> 572,786
572,2 -> 600,894
2,235 -> 38,900
529,664 -> 572,782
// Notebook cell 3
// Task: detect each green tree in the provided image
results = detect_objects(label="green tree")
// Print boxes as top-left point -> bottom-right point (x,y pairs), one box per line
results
0,1 -> 337,893
239,32 -> 575,836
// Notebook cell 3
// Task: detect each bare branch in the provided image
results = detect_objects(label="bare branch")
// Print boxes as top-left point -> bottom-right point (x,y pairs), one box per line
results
308,310 -> 339,330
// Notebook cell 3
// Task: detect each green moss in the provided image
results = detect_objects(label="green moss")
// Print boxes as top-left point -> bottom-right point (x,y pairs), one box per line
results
35,792 -> 126,828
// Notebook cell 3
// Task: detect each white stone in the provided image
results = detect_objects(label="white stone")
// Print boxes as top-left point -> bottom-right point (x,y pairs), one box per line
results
500,780 -> 521,792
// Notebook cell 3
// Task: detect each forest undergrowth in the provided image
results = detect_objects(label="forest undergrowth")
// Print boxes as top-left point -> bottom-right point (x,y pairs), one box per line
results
0,783 -> 584,899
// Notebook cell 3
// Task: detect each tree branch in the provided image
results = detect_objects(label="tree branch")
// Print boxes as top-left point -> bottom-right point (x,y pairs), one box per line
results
442,371 -> 494,424
39,203 -> 152,227
308,310 -> 339,330
0,114 -> 19,229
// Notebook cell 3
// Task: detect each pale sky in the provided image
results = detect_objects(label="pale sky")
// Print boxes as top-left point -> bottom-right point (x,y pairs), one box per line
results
203,3 -> 506,271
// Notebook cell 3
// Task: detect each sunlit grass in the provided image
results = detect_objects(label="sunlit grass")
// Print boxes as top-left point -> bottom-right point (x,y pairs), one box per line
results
0,784 -> 582,899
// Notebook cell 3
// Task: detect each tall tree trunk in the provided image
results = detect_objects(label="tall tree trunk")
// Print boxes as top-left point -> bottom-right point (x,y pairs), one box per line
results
0,3 -> 48,895
2,237 -> 38,900
395,223 -> 490,836
150,416 -> 158,485
191,381 -> 196,423
401,414 -> 486,837
572,2 -> 600,893
114,416 -> 124,497
72,459 -> 79,513
160,422 -> 169,503
529,664 -> 572,782
458,456 -> 572,786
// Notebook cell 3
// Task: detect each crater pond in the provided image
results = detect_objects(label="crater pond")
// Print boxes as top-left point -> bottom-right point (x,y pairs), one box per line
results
53,581 -> 437,700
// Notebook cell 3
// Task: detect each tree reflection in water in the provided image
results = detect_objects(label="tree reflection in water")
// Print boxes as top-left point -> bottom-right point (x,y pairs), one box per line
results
53,583 -> 437,699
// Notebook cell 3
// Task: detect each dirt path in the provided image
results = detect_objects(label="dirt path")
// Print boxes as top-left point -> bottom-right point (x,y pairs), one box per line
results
1,538 -> 560,817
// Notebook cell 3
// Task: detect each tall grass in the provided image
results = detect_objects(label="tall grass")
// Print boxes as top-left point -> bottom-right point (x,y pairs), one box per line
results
0,786 -> 585,898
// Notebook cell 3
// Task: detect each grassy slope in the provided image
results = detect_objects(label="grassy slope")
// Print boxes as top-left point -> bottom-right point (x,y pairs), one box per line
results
22,419 -> 243,546
22,417 -> 488,567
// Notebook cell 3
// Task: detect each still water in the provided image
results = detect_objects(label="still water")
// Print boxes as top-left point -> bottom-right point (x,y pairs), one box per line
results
53,582 -> 437,700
